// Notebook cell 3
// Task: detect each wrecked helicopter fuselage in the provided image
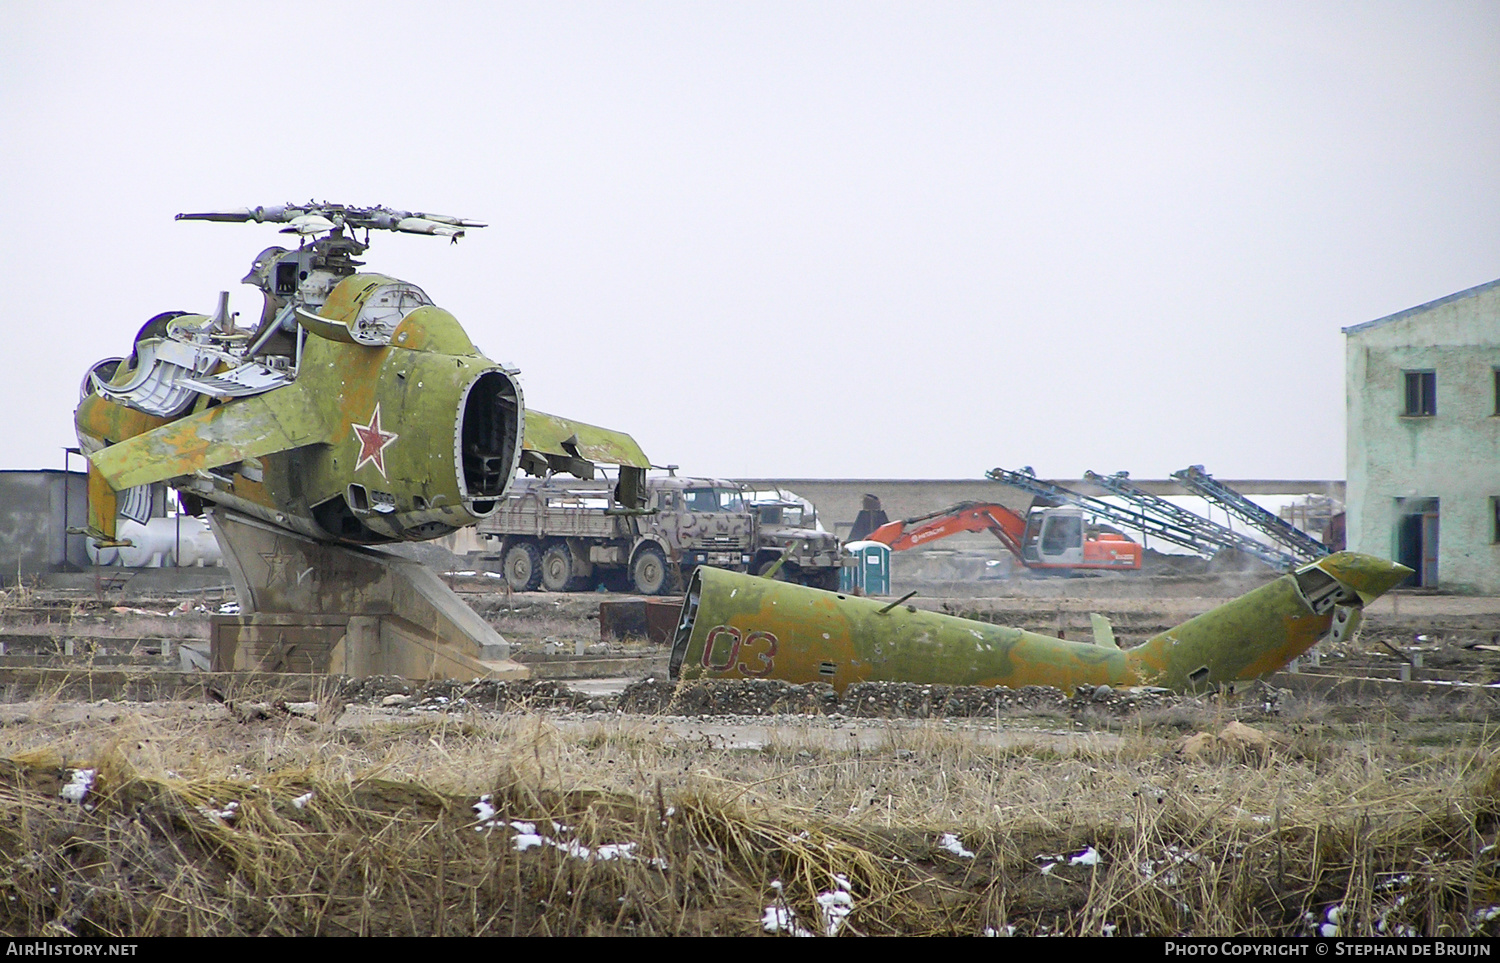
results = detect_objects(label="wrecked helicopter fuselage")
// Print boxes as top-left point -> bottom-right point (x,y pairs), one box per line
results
668,552 -> 1411,694
74,203 -> 651,681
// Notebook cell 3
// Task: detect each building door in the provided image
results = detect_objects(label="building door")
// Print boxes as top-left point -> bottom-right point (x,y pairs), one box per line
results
1395,499 -> 1439,587
1420,510 -> 1440,587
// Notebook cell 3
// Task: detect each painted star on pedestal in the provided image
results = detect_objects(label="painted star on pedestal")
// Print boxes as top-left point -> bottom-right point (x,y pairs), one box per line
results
351,403 -> 399,479
259,538 -> 295,588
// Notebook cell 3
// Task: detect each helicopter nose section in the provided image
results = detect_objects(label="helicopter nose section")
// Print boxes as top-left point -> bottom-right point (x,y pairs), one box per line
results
1313,552 -> 1413,603
456,368 -> 523,513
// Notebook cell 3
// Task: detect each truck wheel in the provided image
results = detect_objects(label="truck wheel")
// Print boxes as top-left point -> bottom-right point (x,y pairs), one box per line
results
631,546 -> 669,595
756,559 -> 793,581
541,543 -> 575,592
503,541 -> 543,592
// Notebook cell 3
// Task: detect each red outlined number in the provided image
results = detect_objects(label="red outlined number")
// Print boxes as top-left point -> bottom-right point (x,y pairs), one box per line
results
701,626 -> 741,671
700,625 -> 779,676
737,631 -> 777,677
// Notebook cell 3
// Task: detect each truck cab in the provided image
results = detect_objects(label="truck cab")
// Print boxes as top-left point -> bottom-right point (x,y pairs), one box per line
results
744,489 -> 845,590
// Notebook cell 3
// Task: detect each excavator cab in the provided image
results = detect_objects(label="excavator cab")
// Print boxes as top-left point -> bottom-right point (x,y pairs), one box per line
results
1020,507 -> 1087,565
1036,509 -> 1086,564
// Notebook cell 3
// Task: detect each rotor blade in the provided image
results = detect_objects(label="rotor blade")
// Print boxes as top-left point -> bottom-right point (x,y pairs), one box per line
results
410,212 -> 487,228
178,205 -> 294,224
394,217 -> 465,238
177,208 -> 260,223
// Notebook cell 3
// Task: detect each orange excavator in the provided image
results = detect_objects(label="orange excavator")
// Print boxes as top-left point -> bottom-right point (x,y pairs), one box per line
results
864,501 -> 1142,573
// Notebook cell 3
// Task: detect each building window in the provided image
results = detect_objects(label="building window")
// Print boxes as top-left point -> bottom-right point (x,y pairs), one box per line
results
1493,497 -> 1500,544
1403,370 -> 1436,416
1493,369 -> 1500,416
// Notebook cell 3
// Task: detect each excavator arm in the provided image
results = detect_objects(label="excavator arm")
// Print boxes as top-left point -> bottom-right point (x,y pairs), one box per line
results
865,500 -> 1143,573
866,502 -> 1030,556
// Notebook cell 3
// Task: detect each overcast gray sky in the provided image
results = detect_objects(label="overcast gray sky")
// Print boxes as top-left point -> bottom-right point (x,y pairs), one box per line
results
3,2 -> 1496,482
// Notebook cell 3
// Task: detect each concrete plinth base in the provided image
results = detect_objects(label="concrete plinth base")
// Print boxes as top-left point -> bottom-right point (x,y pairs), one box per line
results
207,510 -> 527,682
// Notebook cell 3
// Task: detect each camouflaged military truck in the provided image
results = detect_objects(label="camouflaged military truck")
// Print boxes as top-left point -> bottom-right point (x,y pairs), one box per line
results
477,475 -> 843,594
742,488 -> 843,590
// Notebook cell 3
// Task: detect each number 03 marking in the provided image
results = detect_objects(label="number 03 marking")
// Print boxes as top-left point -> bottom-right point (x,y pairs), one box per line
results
700,625 -> 778,677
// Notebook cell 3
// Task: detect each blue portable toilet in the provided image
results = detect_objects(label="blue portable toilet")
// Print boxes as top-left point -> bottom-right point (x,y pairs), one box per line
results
840,540 -> 891,596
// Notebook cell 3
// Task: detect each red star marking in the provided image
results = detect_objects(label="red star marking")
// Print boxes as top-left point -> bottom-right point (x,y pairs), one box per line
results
351,403 -> 399,479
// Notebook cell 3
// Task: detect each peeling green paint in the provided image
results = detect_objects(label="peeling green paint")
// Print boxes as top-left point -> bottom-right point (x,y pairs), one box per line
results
670,552 -> 1412,694
90,382 -> 332,490
524,409 -> 651,469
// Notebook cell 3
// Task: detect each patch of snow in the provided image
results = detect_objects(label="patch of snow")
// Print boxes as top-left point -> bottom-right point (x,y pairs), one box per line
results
760,877 -> 853,937
1375,895 -> 1415,936
938,833 -> 975,859
816,885 -> 854,937
1308,904 -> 1346,938
761,904 -> 812,937
198,800 -> 240,823
470,795 -> 500,830
594,841 -> 667,868
60,769 -> 95,804
1139,844 -> 1200,885
480,812 -> 668,868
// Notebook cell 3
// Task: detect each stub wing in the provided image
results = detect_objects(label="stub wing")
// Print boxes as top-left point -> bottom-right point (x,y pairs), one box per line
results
522,410 -> 650,469
520,410 -> 651,511
89,383 -> 335,491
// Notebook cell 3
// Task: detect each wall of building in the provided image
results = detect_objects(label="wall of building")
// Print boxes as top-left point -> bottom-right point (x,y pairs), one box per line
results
735,477 -> 1346,554
0,470 -> 89,582
1345,279 -> 1500,593
734,479 -> 1029,539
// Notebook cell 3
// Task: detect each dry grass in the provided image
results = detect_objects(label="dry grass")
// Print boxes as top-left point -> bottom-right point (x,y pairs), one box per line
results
0,690 -> 1496,936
